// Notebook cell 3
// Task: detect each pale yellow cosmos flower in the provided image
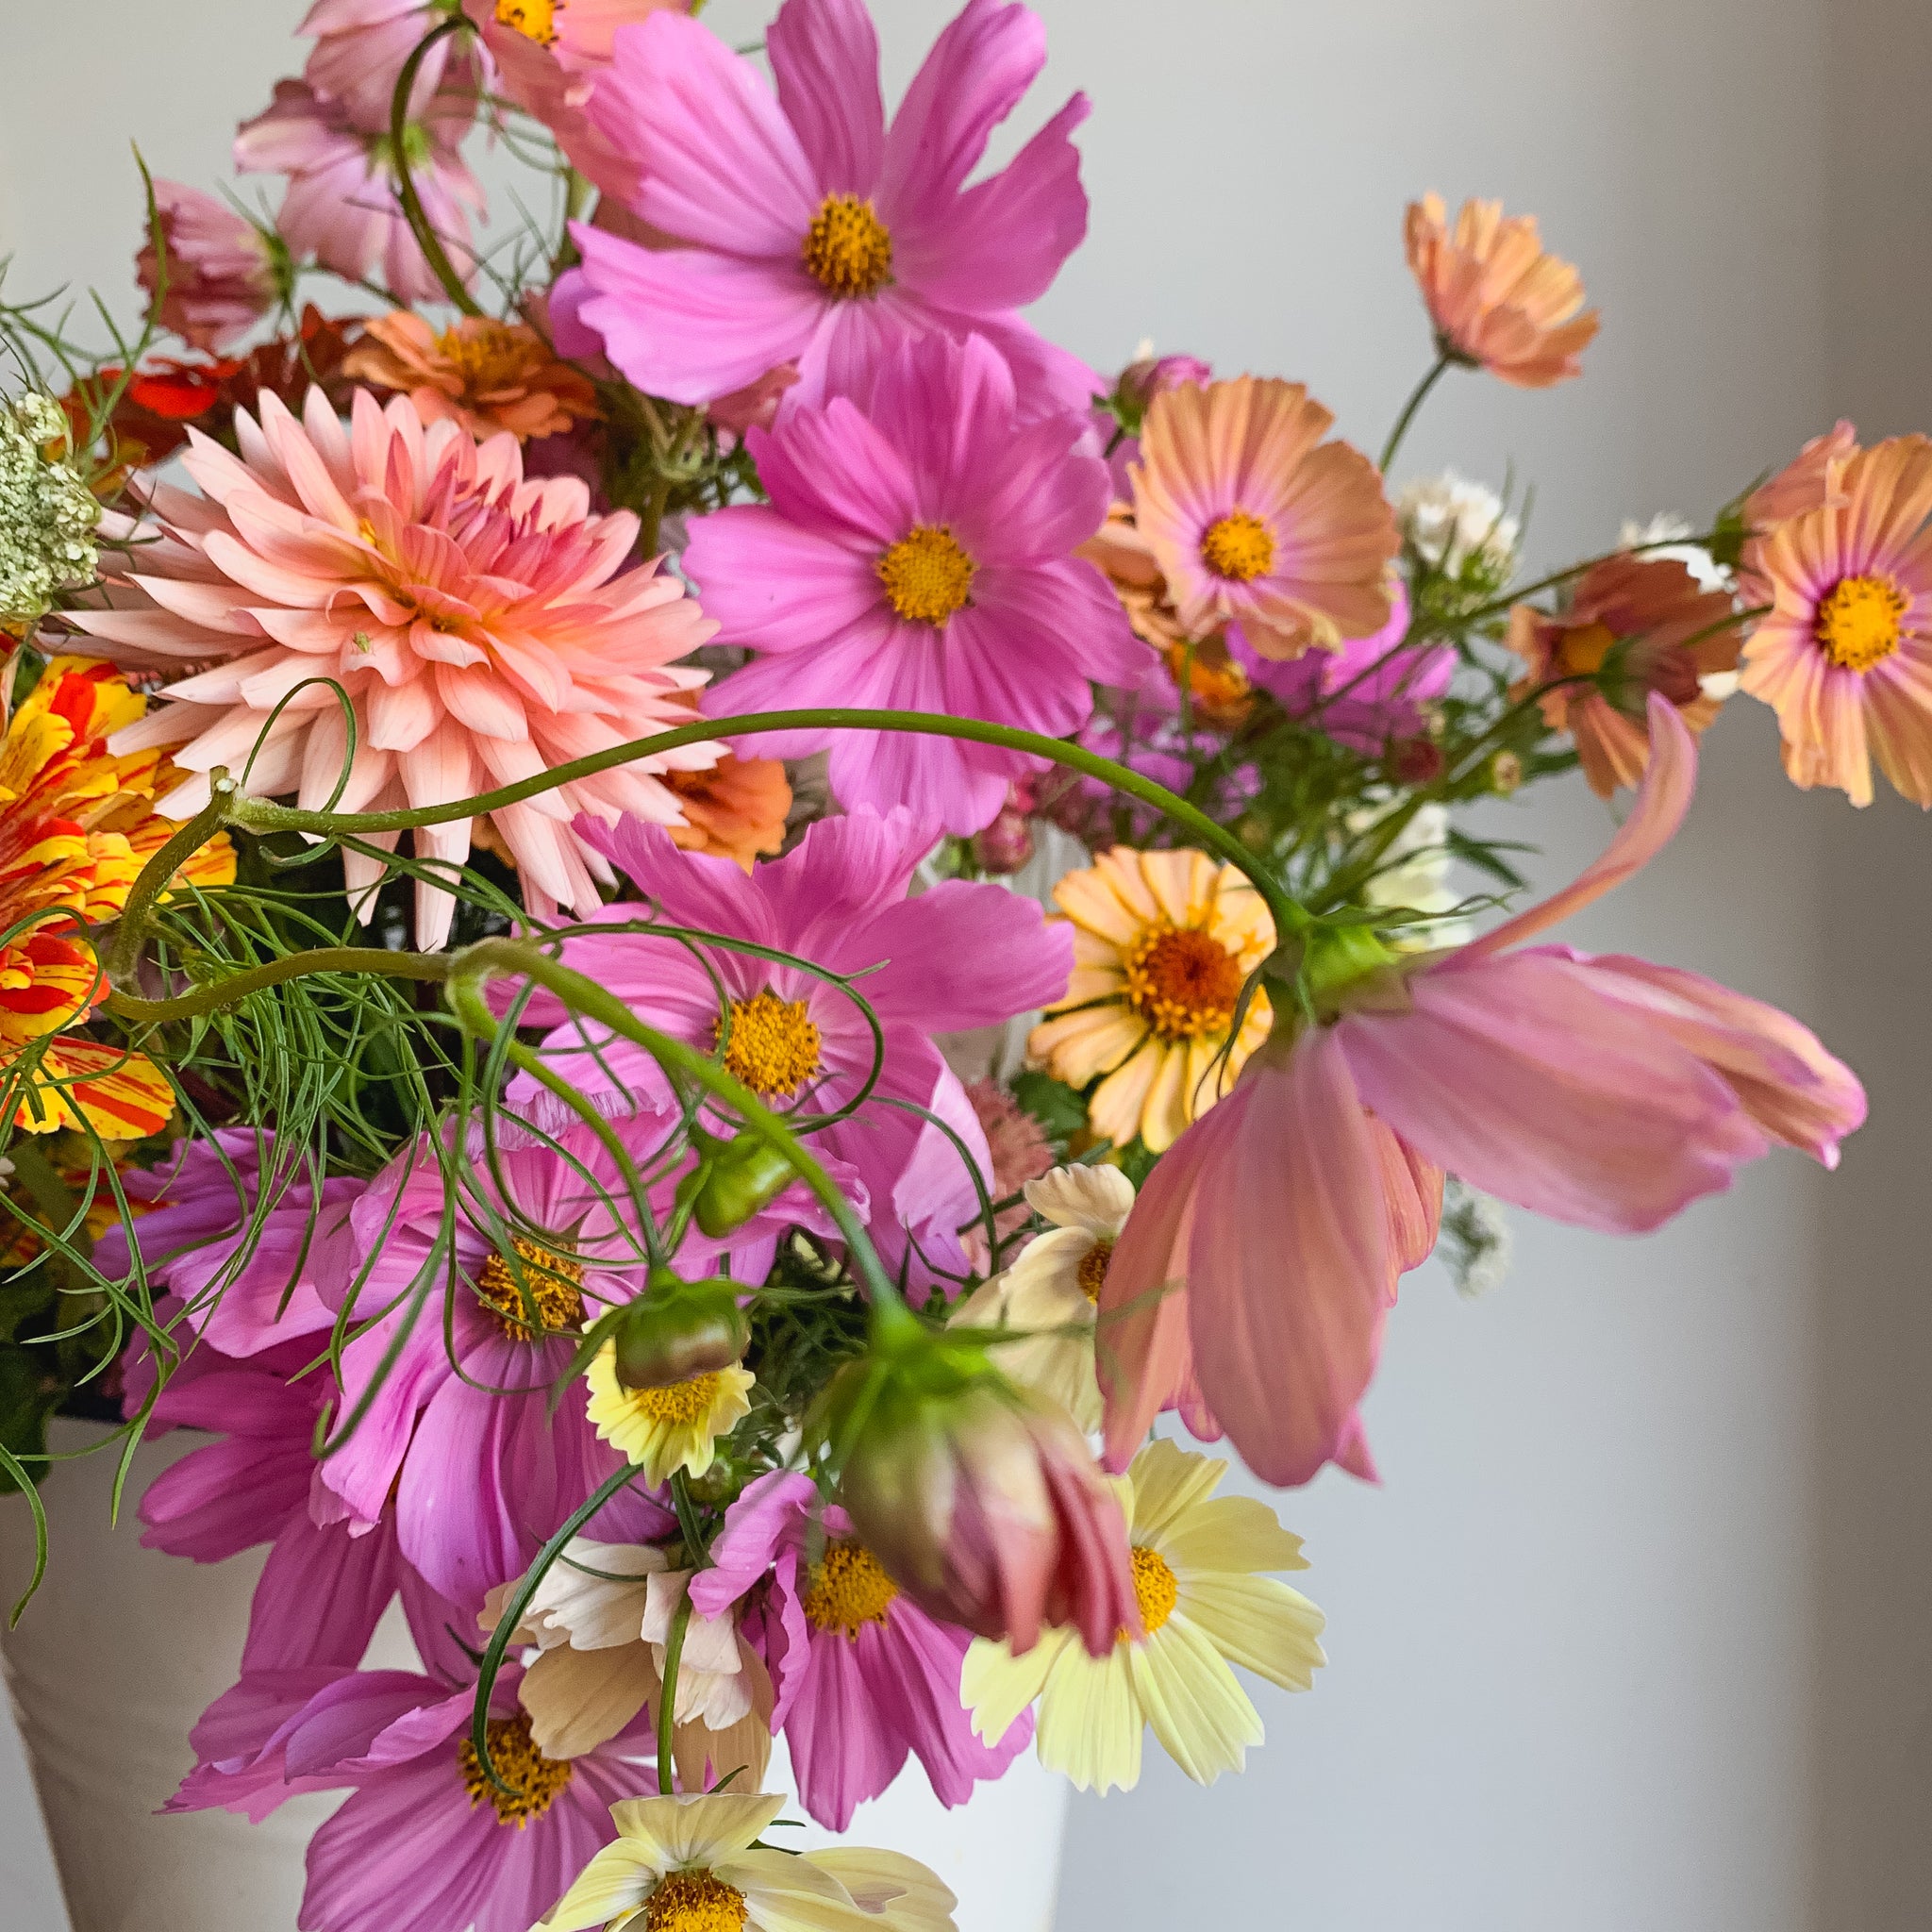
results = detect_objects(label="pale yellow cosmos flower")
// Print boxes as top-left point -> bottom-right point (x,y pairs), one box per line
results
585,1343 -> 754,1488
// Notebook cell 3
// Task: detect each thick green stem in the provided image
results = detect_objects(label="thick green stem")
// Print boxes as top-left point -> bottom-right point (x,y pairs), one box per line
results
231,708 -> 1310,937
389,17 -> 483,318
105,947 -> 454,1025
656,1591 -> 692,1795
101,772 -> 235,985
1379,353 -> 1454,475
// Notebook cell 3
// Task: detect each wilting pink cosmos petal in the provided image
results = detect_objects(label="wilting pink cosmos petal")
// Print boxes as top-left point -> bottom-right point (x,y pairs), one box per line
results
138,181 -> 280,352
567,0 -> 1097,414
692,332 -> 1141,833
1101,697 -> 1864,1486
73,388 -> 717,949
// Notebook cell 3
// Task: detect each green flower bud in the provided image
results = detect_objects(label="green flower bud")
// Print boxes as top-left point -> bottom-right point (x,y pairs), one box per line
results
681,1129 -> 799,1240
610,1268 -> 750,1391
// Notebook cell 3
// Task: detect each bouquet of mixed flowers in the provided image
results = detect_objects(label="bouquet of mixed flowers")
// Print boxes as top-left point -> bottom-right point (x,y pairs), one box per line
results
0,0 -> 1902,1926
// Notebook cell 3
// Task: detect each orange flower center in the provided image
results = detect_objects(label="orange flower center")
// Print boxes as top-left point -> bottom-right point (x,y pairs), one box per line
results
1123,925 -> 1244,1041
624,1372 -> 725,1426
475,1235 -> 586,1341
436,319 -> 541,394
1555,620 -> 1617,678
1815,574 -> 1907,672
803,194 -> 894,299
458,1712 -> 573,1825
876,525 -> 976,625
801,1540 -> 899,1637
1119,1544 -> 1178,1647
646,1870 -> 750,1932
715,990 -> 822,1099
1076,1239 -> 1113,1304
1200,509 -> 1275,582
494,0 -> 558,44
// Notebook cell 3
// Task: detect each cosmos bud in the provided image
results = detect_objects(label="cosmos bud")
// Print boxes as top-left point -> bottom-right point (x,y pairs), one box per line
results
611,1268 -> 751,1391
678,1127 -> 797,1240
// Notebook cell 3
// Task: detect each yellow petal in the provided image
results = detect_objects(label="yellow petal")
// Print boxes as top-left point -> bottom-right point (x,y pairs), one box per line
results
1128,1619 -> 1263,1785
961,1627 -> 1070,1743
1158,1493 -> 1310,1575
808,1849 -> 957,1932
1086,1036 -> 1168,1148
534,1839 -> 660,1931
1126,1439 -> 1228,1543
723,1847 -> 866,1932
1035,1639 -> 1143,1794
1028,1004 -> 1144,1084
607,1791 -> 783,1869
1174,1576 -> 1326,1692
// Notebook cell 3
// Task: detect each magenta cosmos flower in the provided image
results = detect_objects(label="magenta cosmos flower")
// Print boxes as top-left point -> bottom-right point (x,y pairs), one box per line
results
560,0 -> 1098,414
1099,698 -> 1866,1487
315,1124 -> 674,1609
507,808 -> 1073,1285
235,76 -> 481,306
174,1658 -> 648,1932
506,808 -> 1074,1291
75,388 -> 716,948
690,332 -> 1143,833
690,1472 -> 1030,1830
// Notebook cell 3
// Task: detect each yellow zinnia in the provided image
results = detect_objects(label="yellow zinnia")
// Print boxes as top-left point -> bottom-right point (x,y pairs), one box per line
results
961,1438 -> 1324,1793
585,1341 -> 754,1488
1027,847 -> 1274,1152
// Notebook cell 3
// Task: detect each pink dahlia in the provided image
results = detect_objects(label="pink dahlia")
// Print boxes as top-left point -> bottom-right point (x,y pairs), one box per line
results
690,332 -> 1142,833
1099,699 -> 1866,1486
690,1471 -> 1031,1831
173,1658 -> 648,1932
235,77 -> 482,308
138,182 -> 281,353
506,808 -> 1074,1287
1228,578 -> 1455,753
74,388 -> 717,948
315,1125 -> 673,1609
559,0 -> 1099,414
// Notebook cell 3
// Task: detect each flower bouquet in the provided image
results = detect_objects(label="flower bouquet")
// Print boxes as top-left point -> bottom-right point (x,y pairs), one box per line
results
0,0 -> 1906,1927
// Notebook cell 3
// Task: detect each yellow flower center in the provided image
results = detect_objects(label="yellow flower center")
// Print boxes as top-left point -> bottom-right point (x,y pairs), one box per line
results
1123,925 -> 1244,1041
801,1540 -> 899,1637
646,1870 -> 750,1932
1815,573 -> 1908,672
1200,509 -> 1275,582
876,525 -> 977,626
1124,1544 -> 1178,1644
625,1372 -> 725,1426
802,194 -> 894,298
1076,1239 -> 1113,1304
1555,620 -> 1617,678
475,1235 -> 587,1341
716,990 -> 823,1100
437,319 -> 539,393
494,0 -> 558,44
457,1712 -> 574,1826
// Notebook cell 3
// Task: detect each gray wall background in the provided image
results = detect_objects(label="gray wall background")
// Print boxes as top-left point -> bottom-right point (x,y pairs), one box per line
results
1,0 -> 1927,1925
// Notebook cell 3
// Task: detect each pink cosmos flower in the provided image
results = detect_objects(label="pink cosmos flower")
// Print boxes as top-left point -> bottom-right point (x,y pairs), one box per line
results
235,77 -> 482,307
1099,697 -> 1866,1486
1228,579 -> 1455,752
504,808 -> 1074,1289
690,331 -> 1143,833
301,0 -> 487,128
462,0 -> 689,201
137,182 -> 281,353
559,0 -> 1099,415
173,1657 -> 647,1932
314,1126 -> 672,1609
74,388 -> 716,949
690,1471 -> 1031,1830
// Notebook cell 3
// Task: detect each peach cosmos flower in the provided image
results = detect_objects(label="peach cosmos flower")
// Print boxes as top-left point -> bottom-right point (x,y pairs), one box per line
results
342,311 -> 602,441
1130,377 -> 1399,660
0,658 -> 234,1139
663,752 -> 791,870
72,388 -> 718,948
1508,554 -> 1740,797
1029,847 -> 1274,1154
1404,193 -> 1600,389
1740,434 -> 1932,806
1734,419 -> 1857,608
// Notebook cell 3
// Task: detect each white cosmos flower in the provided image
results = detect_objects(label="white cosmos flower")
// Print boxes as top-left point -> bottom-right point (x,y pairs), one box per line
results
1396,471 -> 1520,579
952,1163 -> 1136,1432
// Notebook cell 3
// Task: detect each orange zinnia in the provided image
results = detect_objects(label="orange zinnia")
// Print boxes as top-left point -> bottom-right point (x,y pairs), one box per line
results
0,657 -> 234,1139
1509,555 -> 1740,796
664,754 -> 791,871
343,312 -> 602,442
1404,194 -> 1599,389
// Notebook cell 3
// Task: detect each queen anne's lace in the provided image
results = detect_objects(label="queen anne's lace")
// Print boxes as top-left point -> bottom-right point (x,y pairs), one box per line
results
0,393 -> 98,629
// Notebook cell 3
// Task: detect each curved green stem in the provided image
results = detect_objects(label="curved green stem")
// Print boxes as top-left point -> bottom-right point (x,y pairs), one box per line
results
105,947 -> 454,1026
389,17 -> 483,318
231,708 -> 1310,937
101,772 -> 235,986
656,1591 -> 692,1795
1379,354 -> 1453,475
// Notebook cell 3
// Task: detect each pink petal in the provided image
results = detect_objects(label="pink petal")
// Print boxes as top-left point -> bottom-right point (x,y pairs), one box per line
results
768,0 -> 885,195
